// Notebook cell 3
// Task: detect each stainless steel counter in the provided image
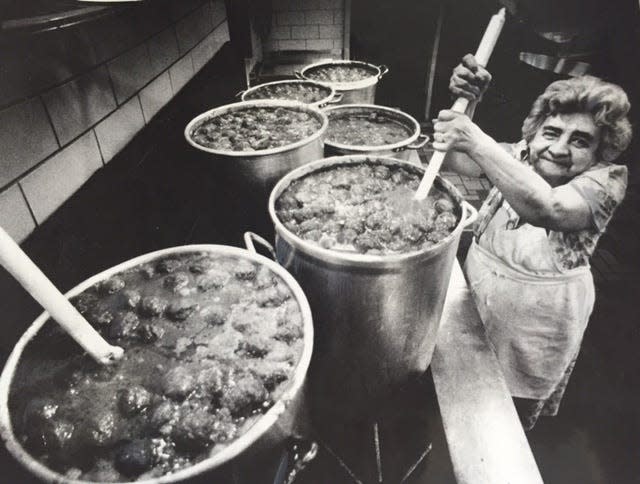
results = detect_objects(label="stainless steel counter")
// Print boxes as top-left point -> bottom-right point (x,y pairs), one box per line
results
432,261 -> 544,484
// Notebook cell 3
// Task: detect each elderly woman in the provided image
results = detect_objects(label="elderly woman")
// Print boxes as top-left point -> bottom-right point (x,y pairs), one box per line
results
435,54 -> 632,429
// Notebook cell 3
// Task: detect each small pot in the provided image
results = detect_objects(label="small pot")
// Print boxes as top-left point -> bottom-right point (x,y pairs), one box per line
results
238,80 -> 343,108
296,60 -> 389,105
323,104 -> 429,161
184,100 -> 328,193
0,244 -> 314,484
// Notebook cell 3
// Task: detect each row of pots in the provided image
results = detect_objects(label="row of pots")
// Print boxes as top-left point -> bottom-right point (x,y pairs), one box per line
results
0,61 -> 471,484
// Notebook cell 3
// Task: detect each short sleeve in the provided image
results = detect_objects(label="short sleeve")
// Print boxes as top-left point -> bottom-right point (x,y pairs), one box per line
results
568,163 -> 628,232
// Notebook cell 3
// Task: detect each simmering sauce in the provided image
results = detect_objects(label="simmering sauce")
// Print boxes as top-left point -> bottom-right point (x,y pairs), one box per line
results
9,252 -> 305,482
327,111 -> 412,146
190,106 -> 321,151
276,163 -> 459,254
244,82 -> 330,104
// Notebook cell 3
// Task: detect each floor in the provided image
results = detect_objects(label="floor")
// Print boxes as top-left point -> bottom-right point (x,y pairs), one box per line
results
1,43 -> 639,483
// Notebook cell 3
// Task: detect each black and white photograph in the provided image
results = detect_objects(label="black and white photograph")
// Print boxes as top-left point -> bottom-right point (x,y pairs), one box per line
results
0,0 -> 638,482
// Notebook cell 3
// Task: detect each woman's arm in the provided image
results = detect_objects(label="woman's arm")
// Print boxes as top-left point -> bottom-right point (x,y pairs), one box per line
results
433,110 -> 594,232
440,55 -> 490,177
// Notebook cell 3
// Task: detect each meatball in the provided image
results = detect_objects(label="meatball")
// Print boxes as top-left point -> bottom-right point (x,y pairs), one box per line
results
115,439 -> 154,477
86,308 -> 114,327
274,321 -> 303,344
118,289 -> 141,309
236,335 -> 271,358
166,300 -> 200,322
139,296 -> 167,317
220,371 -> 269,417
234,260 -> 257,280
138,322 -> 164,343
171,403 -> 217,451
156,258 -> 182,274
163,366 -> 196,399
118,385 -> 153,416
150,400 -> 180,435
197,269 -> 230,291
434,211 -> 457,231
435,197 -> 455,213
82,409 -> 118,447
255,284 -> 290,307
72,292 -> 99,315
188,256 -> 215,274
200,305 -> 229,326
163,272 -> 190,293
109,311 -> 140,339
97,276 -> 125,295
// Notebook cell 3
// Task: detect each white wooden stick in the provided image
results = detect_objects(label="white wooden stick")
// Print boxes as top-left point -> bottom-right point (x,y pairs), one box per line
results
0,227 -> 123,365
415,7 -> 506,200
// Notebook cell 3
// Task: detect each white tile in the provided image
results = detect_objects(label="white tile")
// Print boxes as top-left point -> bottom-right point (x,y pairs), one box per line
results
42,66 -> 116,146
94,97 -> 145,163
305,9 -> 333,24
319,24 -> 342,39
0,98 -> 58,187
20,132 -> 102,224
108,44 -> 155,105
147,28 -> 180,76
0,184 -> 36,243
192,34 -> 215,73
169,54 -> 195,94
139,72 -> 173,122
306,38 -> 333,50
291,25 -> 319,39
176,3 -> 214,54
211,0 -> 227,27
212,20 -> 230,43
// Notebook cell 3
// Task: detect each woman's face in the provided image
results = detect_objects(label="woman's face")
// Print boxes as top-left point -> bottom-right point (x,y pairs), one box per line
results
528,113 -> 601,186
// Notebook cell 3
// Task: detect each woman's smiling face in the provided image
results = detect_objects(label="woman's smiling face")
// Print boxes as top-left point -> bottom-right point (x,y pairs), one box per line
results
528,113 -> 601,186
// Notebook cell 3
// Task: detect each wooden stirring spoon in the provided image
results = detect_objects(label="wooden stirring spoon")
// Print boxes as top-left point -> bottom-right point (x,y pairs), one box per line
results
0,227 -> 123,365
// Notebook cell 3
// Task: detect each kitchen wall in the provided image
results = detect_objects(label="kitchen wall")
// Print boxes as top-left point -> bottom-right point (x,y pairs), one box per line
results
263,0 -> 345,57
0,0 -> 229,243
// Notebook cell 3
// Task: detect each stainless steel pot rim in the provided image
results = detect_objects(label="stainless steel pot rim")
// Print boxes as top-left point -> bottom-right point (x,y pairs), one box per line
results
184,100 -> 329,157
299,60 -> 383,90
0,244 -> 314,484
323,104 -> 421,152
269,155 -> 472,269
241,79 -> 335,106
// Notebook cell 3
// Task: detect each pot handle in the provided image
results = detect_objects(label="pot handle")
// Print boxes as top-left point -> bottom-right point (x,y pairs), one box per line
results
244,231 -> 277,260
406,133 -> 430,150
273,437 -> 319,484
326,92 -> 343,105
377,64 -> 389,78
294,70 -> 304,79
235,89 -> 246,98
461,201 -> 479,228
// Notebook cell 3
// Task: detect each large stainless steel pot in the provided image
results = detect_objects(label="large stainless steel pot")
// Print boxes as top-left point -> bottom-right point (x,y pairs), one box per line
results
296,60 -> 389,105
267,155 -> 477,420
323,104 -> 429,162
0,244 -> 314,484
239,79 -> 343,109
184,100 -> 328,193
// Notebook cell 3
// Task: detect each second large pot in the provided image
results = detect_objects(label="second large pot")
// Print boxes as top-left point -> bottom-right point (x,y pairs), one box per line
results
184,100 -> 328,194
323,104 -> 429,161
268,155 -> 477,420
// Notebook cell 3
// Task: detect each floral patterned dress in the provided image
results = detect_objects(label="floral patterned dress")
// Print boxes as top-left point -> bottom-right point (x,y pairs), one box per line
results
465,140 -> 628,430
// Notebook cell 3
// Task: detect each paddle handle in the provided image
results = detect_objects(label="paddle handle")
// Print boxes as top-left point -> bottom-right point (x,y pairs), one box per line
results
0,227 -> 123,364
414,8 -> 506,201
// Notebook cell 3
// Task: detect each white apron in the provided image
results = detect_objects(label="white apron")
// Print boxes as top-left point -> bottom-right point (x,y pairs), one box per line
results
464,201 -> 595,400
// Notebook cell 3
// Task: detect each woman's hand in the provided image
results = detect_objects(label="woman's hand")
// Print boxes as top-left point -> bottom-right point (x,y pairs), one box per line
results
432,109 -> 487,154
449,54 -> 492,102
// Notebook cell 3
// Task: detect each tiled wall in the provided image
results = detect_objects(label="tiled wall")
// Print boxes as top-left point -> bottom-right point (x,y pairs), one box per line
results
0,0 -> 229,243
264,0 -> 345,57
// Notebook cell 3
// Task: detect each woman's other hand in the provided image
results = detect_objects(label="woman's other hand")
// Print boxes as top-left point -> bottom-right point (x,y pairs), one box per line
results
449,54 -> 492,102
433,110 -> 487,154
